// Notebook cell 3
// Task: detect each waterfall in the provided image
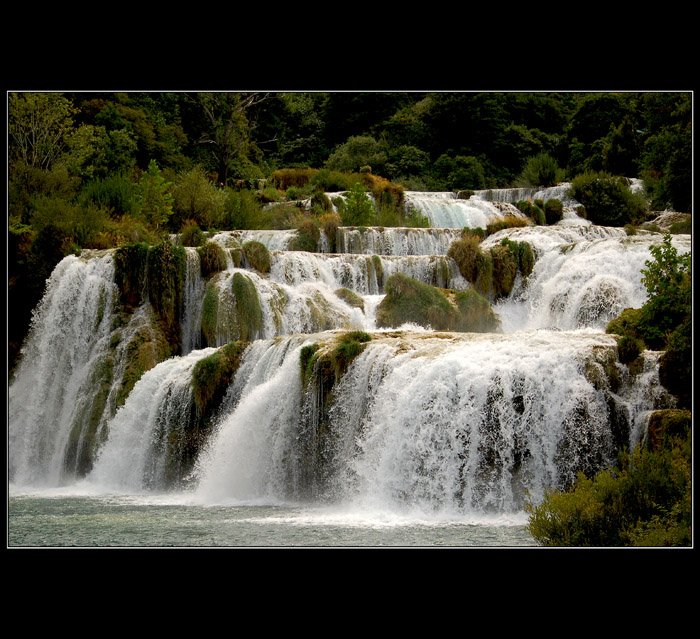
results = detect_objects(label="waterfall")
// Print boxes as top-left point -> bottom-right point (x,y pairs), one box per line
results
9,253 -> 118,487
485,226 -> 691,333
88,348 -> 217,492
404,191 -> 529,228
8,187 -> 687,522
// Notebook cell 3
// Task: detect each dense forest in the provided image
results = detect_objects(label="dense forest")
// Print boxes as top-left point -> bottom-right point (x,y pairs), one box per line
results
7,91 -> 692,371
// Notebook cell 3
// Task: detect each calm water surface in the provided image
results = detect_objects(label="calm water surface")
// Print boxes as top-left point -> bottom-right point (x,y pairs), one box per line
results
8,490 -> 536,548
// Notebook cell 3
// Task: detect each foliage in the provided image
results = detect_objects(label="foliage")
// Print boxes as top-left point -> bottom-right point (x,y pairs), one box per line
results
242,240 -> 271,273
325,135 -> 387,174
134,160 -> 174,231
146,240 -> 186,352
197,242 -> 227,277
337,182 -> 375,226
543,198 -> 564,225
179,220 -> 206,247
320,213 -> 341,252
568,171 -> 646,227
9,92 -> 76,170
517,152 -> 565,187
191,341 -> 247,417
171,165 -> 227,230
526,409 -> 691,546
292,215 -> 321,252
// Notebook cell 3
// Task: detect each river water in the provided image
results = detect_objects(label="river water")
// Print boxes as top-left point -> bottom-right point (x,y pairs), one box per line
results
8,490 -> 535,548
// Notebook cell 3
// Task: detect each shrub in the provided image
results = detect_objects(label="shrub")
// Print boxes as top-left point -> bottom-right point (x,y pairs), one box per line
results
180,220 -> 205,247
338,182 -> 375,226
269,168 -> 317,191
197,242 -> 227,277
242,240 -> 271,273
526,410 -> 691,546
292,216 -> 320,252
568,171 -> 647,226
489,244 -> 518,298
543,198 -> 564,225
448,235 -> 492,297
517,152 -> 565,188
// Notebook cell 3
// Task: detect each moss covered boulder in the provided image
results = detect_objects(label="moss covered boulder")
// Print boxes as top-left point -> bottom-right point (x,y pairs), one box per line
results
376,273 -> 500,333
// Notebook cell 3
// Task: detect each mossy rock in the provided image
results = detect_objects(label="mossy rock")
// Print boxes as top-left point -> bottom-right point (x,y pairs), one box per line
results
146,240 -> 186,354
191,341 -> 247,418
453,288 -> 501,332
243,240 -> 270,273
335,287 -> 365,311
113,242 -> 149,311
201,272 -> 263,345
376,273 -> 458,331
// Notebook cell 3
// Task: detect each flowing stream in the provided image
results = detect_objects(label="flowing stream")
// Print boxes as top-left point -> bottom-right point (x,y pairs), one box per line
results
8,188 -> 688,547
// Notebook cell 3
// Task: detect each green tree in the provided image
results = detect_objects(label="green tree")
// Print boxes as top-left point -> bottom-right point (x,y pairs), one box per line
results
186,92 -> 270,185
639,234 -> 691,348
9,92 -> 76,170
517,151 -> 565,187
135,160 -> 174,231
171,165 -> 227,230
338,182 -> 375,226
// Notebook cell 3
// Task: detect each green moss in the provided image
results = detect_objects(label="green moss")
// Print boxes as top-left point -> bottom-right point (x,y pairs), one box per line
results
371,255 -> 384,289
201,282 -> 220,346
231,272 -> 263,341
454,288 -> 501,332
146,240 -> 186,354
191,341 -> 247,418
300,343 -> 321,387
197,242 -> 227,277
376,273 -> 459,331
200,272 -> 262,346
243,240 -> 270,273
113,242 -> 149,311
335,287 -> 365,311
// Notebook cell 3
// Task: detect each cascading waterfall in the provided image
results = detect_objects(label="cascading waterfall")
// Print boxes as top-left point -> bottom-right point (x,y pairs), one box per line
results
8,253 -> 118,486
8,188 -> 686,527
404,191 -> 529,228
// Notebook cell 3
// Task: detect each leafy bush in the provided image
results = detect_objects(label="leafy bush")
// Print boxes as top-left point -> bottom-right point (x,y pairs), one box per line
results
337,182 -> 375,226
526,409 -> 691,546
179,220 -> 205,247
242,240 -> 271,273
517,152 -> 565,188
198,242 -> 227,277
543,198 -> 564,225
568,171 -> 647,226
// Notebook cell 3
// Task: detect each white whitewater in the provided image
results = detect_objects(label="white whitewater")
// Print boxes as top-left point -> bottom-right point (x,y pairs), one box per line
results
8,187 -> 687,527
404,191 -> 529,228
189,329 -> 673,514
8,253 -> 118,487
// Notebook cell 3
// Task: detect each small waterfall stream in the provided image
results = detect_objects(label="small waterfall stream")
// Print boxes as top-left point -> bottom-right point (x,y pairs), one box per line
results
8,187 -> 688,527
